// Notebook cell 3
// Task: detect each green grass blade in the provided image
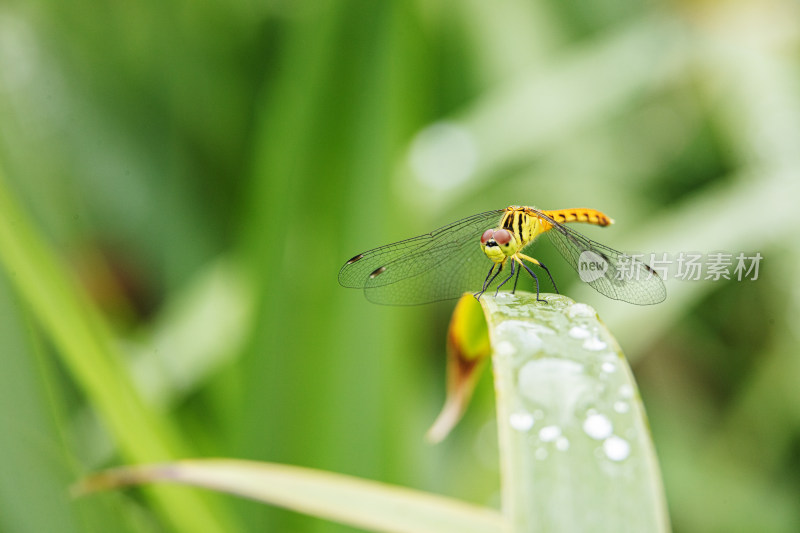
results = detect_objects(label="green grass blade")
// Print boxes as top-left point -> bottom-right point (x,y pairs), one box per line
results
479,292 -> 669,532
73,459 -> 507,533
0,166 -> 234,533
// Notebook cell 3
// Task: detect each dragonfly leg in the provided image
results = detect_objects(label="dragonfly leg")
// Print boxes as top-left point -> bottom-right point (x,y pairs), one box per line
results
482,264 -> 496,291
511,260 -> 522,293
515,256 -> 547,303
518,253 -> 558,296
537,260 -> 558,294
494,260 -> 516,296
474,263 -> 502,300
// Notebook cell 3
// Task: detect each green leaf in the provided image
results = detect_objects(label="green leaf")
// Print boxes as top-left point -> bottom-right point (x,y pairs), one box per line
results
73,460 -> 507,533
481,292 -> 670,532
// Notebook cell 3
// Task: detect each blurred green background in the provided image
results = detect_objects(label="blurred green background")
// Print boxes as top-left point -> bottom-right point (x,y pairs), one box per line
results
1,0 -> 799,531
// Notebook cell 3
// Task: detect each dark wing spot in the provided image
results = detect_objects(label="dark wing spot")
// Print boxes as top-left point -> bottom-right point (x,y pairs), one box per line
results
369,266 -> 387,279
643,263 -> 661,279
346,253 -> 364,265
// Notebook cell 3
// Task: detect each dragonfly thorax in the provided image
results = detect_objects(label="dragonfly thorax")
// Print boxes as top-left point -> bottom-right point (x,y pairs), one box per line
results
480,228 -> 520,264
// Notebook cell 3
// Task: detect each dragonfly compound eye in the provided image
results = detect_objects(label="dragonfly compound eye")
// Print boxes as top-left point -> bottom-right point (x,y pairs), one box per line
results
480,229 -> 494,245
493,229 -> 512,245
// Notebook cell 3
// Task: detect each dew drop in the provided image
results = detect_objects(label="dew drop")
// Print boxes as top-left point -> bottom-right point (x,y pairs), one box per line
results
495,341 -> 515,356
538,425 -> 561,442
583,336 -> 607,351
614,401 -> 630,413
494,321 -> 547,351
619,384 -> 634,399
568,326 -> 590,339
583,413 -> 613,440
509,411 -> 534,431
603,436 -> 631,461
556,436 -> 570,451
525,332 -> 543,351
535,447 -> 549,460
518,358 -> 587,412
601,361 -> 616,373
567,303 -> 596,318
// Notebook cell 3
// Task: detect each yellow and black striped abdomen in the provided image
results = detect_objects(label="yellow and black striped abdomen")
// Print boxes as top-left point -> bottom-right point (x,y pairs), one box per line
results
540,207 -> 613,227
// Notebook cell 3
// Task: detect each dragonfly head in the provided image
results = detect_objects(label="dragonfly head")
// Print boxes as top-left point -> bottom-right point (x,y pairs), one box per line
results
480,228 -> 519,263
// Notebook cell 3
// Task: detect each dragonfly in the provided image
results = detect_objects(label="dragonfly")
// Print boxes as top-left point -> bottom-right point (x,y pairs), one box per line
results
339,206 -> 666,306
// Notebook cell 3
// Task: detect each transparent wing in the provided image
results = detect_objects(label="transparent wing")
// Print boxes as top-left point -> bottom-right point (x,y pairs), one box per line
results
338,210 -> 505,305
529,209 -> 666,305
